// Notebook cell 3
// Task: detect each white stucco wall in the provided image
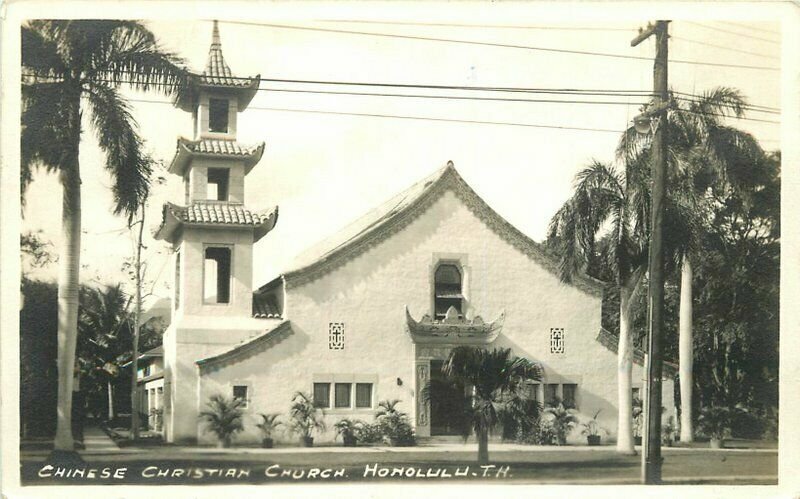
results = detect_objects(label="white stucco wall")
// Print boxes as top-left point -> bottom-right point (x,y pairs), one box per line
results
193,188 -> 673,446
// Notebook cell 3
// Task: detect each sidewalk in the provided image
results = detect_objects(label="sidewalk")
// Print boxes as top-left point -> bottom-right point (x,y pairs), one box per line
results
81,425 -> 120,453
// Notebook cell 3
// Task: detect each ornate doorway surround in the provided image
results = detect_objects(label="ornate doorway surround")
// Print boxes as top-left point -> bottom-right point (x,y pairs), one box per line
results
405,306 -> 504,437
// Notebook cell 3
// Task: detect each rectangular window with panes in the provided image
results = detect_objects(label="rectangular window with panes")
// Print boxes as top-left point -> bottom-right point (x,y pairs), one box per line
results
313,383 -> 330,408
355,383 -> 373,408
233,385 -> 248,409
335,383 -> 352,408
562,383 -> 578,409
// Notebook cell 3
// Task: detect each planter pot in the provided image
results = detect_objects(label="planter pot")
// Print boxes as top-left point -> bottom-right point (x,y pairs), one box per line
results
302,436 -> 314,447
662,438 -> 673,447
710,438 -> 724,449
343,435 -> 357,447
587,435 -> 601,446
634,436 -> 642,446
262,437 -> 274,449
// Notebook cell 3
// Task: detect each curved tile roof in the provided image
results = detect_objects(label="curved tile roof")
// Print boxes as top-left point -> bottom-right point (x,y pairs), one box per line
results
168,137 -> 265,176
153,202 -> 278,243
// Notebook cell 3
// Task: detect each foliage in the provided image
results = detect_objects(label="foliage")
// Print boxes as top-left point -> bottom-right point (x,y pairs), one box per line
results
581,410 -> 606,437
256,413 -> 282,439
22,19 -> 187,450
375,399 -> 402,418
632,396 -> 644,438
441,347 -> 542,461
355,421 -> 384,444
697,405 -> 735,440
198,395 -> 245,445
19,278 -> 59,437
377,410 -> 415,446
515,418 -> 557,446
333,418 -> 362,440
288,392 -> 325,438
661,415 -> 676,444
544,402 -> 579,445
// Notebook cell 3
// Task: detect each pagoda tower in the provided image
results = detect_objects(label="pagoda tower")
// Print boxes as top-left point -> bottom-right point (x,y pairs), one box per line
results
154,21 -> 278,444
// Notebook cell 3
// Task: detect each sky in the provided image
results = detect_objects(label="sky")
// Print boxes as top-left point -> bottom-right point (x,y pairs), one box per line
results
20,13 -> 781,305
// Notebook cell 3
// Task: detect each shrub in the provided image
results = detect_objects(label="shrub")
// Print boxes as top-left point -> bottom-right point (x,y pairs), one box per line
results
256,413 -> 282,440
355,422 -> 383,444
288,392 -> 325,442
198,394 -> 245,448
544,401 -> 578,445
516,418 -> 556,445
698,406 -> 734,440
375,399 -> 415,446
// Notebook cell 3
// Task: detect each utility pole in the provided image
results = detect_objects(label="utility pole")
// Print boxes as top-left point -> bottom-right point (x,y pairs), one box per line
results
130,201 -> 145,441
631,20 -> 670,485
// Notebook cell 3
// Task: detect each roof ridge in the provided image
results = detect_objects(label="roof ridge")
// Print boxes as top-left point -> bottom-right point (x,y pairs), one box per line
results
279,161 -> 604,297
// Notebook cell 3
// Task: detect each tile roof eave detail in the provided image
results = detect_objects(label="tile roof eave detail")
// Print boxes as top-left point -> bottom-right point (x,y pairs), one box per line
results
174,74 -> 260,112
167,138 -> 265,176
281,163 -> 606,298
196,320 -> 293,372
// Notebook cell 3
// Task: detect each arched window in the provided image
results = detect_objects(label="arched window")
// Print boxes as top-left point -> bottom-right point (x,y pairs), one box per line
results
434,263 -> 463,320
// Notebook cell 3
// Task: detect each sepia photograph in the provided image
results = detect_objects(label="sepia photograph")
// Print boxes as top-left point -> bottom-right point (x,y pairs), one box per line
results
2,1 -> 797,496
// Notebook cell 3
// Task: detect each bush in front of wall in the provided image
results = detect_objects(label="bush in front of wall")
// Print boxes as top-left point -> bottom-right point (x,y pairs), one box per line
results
198,394 -> 245,448
375,399 -> 415,446
288,392 -> 325,447
355,421 -> 383,444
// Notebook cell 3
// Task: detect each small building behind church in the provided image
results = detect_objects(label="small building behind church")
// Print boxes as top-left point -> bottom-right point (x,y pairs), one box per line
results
154,23 -> 674,446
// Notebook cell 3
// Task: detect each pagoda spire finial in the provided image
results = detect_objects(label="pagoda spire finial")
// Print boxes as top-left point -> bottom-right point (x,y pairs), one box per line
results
211,20 -> 221,47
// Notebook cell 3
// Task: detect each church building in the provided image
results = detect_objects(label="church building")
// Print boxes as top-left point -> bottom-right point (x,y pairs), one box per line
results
154,23 -> 675,446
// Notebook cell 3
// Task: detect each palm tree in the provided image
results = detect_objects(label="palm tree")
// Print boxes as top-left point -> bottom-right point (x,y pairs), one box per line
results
441,346 -> 542,464
618,87 -> 766,442
21,20 -> 186,452
547,158 -> 650,454
199,395 -> 245,448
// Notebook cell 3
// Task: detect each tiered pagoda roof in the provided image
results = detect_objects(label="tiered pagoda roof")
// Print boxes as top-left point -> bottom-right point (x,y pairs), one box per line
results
153,202 -> 278,244
174,20 -> 260,112
168,136 -> 265,176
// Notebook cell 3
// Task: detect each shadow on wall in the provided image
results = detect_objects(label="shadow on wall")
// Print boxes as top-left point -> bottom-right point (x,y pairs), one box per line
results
497,334 -> 620,444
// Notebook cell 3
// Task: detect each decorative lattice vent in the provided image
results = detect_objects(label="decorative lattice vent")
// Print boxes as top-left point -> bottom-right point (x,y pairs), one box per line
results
550,328 -> 565,354
329,322 -> 345,350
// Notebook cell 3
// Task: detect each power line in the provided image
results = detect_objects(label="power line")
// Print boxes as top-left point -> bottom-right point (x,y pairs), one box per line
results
318,19 -> 636,32
714,21 -> 780,38
250,86 -> 649,106
671,35 -> 778,60
23,72 -> 781,114
221,20 -> 780,72
673,92 -> 780,113
685,21 -> 780,45
125,96 -> 626,134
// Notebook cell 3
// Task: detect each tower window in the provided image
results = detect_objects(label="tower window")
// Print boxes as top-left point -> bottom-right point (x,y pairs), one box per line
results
434,263 -> 463,320
204,247 -> 231,304
208,98 -> 229,133
207,168 -> 229,201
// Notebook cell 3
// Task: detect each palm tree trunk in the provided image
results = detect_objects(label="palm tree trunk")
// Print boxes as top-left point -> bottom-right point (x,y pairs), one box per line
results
477,426 -> 489,465
53,104 -> 82,451
107,380 -> 115,420
679,256 -> 694,442
616,279 -> 636,455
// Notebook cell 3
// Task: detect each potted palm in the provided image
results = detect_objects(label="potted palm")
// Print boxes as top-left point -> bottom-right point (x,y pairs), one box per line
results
334,418 -> 361,447
698,406 -> 731,449
544,400 -> 578,446
581,409 -> 605,446
632,397 -> 643,445
661,416 -> 676,447
198,395 -> 245,448
289,392 -> 325,447
256,413 -> 282,448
